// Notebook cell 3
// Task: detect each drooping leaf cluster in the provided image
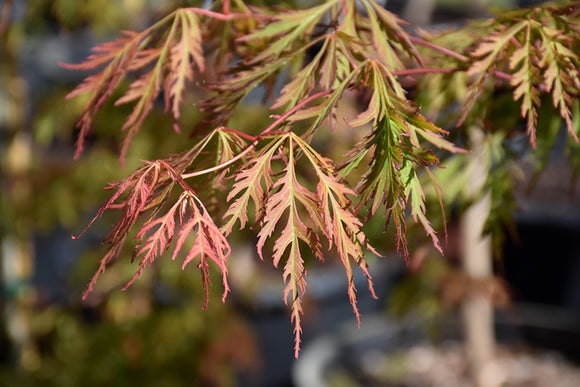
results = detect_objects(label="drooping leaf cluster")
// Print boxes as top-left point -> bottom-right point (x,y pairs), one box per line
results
418,3 -> 580,145
64,0 -> 580,357
414,3 -> 580,252
462,5 -> 580,146
62,8 -> 207,161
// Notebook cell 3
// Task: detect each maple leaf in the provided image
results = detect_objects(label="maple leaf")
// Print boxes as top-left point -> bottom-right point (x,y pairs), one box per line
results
509,22 -> 540,143
173,191 -> 231,308
225,132 -> 377,357
460,20 -> 528,128
338,60 -> 463,262
221,135 -> 284,236
538,24 -> 580,142
79,160 -> 230,307
62,9 -> 205,161
255,137 -> 320,358
167,10 -> 205,119
61,31 -> 144,159
457,5 -> 580,146
359,0 -> 422,69
238,0 -> 337,64
298,138 -> 378,323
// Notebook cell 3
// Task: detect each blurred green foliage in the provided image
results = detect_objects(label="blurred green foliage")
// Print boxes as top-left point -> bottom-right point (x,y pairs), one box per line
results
1,1 -> 264,385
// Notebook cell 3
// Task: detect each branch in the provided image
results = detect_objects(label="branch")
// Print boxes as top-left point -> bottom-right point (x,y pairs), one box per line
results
185,7 -> 272,21
410,36 -> 470,63
393,67 -> 459,76
182,91 -> 332,179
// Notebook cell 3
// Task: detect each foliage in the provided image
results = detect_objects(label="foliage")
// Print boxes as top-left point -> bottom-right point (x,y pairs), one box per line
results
63,0 -> 580,357
0,289 -> 258,387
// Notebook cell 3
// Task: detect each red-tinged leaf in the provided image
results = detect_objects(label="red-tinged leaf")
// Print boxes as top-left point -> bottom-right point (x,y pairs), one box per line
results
460,21 -> 527,126
65,34 -> 144,158
255,138 -> 317,358
175,192 -> 231,307
348,61 -> 409,128
405,113 -> 467,154
336,0 -> 358,41
316,173 -> 377,323
116,69 -> 162,124
304,66 -> 361,136
124,200 -> 179,290
256,141 -> 318,261
292,135 -> 377,326
167,10 -> 205,119
349,88 -> 381,127
270,56 -> 319,110
539,27 -> 580,142
60,31 -> 141,72
199,56 -> 290,125
319,37 -> 338,91
508,22 -> 540,144
80,160 -> 230,306
391,203 -> 410,264
80,161 -> 167,299
222,136 -> 284,236
64,10 -> 207,160
211,129 -> 251,188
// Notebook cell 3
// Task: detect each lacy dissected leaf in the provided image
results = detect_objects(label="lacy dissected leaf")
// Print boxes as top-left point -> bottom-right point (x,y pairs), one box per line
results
169,127 -> 249,178
173,192 -> 231,308
509,21 -> 540,142
460,5 -> 580,145
167,10 -> 205,119
339,61 -> 463,262
272,32 -> 366,124
229,133 -> 376,357
461,20 -> 527,127
296,137 -> 378,323
203,0 -> 425,134
358,0 -> 422,69
401,161 -> 441,253
538,23 -> 580,142
198,56 -> 290,126
79,160 -> 230,307
255,137 -> 319,358
238,0 -> 337,64
270,34 -> 350,111
222,136 -> 284,235
62,9 -> 205,160
62,31 -> 144,159
211,128 -> 252,187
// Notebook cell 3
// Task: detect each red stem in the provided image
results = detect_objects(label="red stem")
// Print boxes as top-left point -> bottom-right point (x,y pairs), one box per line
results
410,36 -> 470,63
220,127 -> 258,141
262,90 -> 332,134
393,67 -> 459,76
223,0 -> 231,15
185,8 -> 271,21
181,91 -> 331,179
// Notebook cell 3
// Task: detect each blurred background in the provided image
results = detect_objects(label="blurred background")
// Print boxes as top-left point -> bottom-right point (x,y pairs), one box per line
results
1,0 -> 580,386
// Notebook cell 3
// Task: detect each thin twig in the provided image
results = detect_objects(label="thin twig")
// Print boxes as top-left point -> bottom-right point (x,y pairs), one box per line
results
393,67 -> 460,77
185,7 -> 272,21
181,91 -> 331,179
410,36 -> 470,63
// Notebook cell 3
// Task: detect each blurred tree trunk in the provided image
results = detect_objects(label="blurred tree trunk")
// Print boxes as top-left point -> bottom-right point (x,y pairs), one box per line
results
400,2 -> 497,384
461,127 -> 494,387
